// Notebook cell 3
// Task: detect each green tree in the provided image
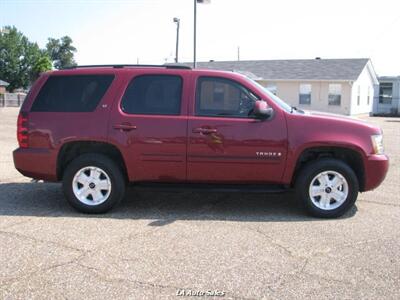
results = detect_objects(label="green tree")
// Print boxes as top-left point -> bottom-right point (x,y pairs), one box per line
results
46,36 -> 77,69
31,54 -> 52,81
0,26 -> 52,91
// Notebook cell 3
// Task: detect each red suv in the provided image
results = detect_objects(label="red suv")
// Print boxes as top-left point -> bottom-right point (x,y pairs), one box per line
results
13,65 -> 389,218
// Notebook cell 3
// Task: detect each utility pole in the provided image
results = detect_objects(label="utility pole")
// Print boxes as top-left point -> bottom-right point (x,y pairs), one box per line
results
237,46 -> 240,61
194,0 -> 210,68
193,0 -> 197,68
173,18 -> 180,63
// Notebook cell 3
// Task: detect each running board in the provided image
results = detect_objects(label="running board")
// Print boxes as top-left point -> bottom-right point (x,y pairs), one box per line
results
131,182 -> 290,194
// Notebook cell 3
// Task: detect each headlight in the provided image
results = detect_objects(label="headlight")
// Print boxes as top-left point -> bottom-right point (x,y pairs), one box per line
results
371,134 -> 384,155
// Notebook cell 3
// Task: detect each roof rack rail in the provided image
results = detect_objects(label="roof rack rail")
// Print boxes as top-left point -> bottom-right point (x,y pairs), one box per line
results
62,64 -> 191,70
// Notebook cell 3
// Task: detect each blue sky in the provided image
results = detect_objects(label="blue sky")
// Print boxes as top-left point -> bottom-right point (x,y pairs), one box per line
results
2,0 -> 400,75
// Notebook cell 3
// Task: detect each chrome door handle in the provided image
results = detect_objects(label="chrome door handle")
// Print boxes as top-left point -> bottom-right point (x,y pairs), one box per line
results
113,123 -> 137,131
192,127 -> 217,134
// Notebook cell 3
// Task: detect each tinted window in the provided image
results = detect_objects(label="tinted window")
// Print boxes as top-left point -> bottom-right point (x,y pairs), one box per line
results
299,83 -> 311,105
121,75 -> 182,115
328,83 -> 342,106
31,75 -> 114,112
196,77 -> 259,117
379,82 -> 393,104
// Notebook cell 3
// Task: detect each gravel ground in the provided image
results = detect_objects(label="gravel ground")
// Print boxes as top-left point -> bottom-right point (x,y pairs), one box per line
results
0,107 -> 399,300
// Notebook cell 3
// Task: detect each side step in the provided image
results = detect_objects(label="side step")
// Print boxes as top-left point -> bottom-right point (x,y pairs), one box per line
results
131,182 -> 291,194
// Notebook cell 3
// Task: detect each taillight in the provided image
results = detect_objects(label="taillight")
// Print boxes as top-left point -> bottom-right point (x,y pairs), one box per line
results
17,112 -> 29,148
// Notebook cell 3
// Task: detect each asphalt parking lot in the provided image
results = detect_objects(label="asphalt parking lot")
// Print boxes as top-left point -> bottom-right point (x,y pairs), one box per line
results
0,107 -> 399,299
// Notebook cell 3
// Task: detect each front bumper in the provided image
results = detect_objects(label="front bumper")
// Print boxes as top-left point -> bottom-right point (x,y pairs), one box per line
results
13,148 -> 58,181
363,154 -> 389,191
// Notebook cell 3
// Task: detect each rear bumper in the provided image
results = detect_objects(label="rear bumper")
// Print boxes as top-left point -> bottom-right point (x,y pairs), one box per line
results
363,154 -> 389,191
13,148 -> 58,181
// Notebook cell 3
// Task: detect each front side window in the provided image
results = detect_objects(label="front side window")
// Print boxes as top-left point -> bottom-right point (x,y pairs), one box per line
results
31,75 -> 114,112
196,77 -> 259,118
379,82 -> 393,104
121,75 -> 182,115
328,83 -> 342,106
299,84 -> 311,105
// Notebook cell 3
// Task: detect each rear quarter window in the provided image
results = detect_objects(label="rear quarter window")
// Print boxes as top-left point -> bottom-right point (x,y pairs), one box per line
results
31,75 -> 114,112
121,75 -> 182,115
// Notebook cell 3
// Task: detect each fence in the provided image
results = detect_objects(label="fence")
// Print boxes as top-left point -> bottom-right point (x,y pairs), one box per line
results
0,93 -> 27,107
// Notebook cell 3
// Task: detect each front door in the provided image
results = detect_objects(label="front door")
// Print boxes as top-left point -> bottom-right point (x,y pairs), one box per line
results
187,75 -> 288,184
109,72 -> 188,182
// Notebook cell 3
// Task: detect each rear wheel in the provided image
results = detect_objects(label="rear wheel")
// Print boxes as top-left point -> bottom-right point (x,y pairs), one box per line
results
62,153 -> 126,213
295,158 -> 359,218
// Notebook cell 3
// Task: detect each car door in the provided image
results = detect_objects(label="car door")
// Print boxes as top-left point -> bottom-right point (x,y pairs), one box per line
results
187,75 -> 288,184
109,71 -> 189,182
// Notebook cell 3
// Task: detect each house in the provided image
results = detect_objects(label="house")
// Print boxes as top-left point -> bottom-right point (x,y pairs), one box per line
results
194,58 -> 379,115
0,80 -> 9,94
373,76 -> 400,116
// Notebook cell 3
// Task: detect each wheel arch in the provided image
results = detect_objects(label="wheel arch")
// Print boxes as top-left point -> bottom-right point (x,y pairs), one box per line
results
291,146 -> 366,191
57,141 -> 128,182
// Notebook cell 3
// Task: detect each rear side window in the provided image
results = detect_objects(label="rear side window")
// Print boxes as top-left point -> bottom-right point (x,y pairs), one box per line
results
31,75 -> 114,112
121,75 -> 182,115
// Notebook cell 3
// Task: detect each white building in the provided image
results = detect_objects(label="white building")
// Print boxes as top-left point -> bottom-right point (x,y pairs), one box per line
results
196,58 -> 379,115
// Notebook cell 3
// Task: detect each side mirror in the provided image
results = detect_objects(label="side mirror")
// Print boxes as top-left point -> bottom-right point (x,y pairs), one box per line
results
253,100 -> 273,119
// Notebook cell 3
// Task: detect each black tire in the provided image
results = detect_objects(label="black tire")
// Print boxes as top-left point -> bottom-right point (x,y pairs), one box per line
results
295,158 -> 359,218
62,153 -> 126,214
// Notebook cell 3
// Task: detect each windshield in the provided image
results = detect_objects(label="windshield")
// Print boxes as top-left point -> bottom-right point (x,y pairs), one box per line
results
243,77 -> 292,112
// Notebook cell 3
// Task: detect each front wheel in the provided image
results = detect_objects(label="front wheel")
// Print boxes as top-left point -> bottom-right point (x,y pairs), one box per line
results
62,153 -> 126,214
295,158 -> 359,218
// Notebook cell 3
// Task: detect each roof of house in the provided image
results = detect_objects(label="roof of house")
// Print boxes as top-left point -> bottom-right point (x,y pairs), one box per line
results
379,75 -> 400,81
0,80 -> 9,86
230,70 -> 262,80
193,58 -> 370,81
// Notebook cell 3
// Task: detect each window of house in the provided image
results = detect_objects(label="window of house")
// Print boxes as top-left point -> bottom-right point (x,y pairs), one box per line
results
299,84 -> 311,105
31,75 -> 114,112
357,85 -> 361,106
266,82 -> 277,95
195,77 -> 259,118
121,75 -> 182,115
379,82 -> 393,104
328,84 -> 342,106
367,87 -> 370,105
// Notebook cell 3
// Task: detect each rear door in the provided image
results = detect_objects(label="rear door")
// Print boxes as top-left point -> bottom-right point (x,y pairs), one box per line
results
109,70 -> 190,182
187,75 -> 288,184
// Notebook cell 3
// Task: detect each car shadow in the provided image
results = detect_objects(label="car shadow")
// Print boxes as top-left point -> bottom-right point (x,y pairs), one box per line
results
0,182 -> 357,225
